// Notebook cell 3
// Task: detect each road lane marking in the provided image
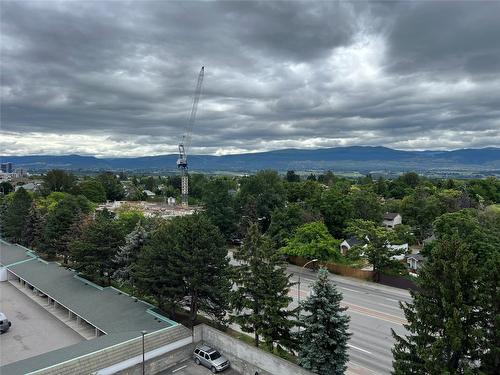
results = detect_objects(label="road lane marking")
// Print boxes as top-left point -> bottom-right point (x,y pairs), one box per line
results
340,287 -> 362,293
383,297 -> 400,302
348,344 -> 372,354
343,302 -> 407,325
172,365 -> 187,373
348,361 -> 380,375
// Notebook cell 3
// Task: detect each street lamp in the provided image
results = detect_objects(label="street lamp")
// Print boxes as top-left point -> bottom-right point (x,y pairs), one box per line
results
141,330 -> 147,375
297,259 -> 319,306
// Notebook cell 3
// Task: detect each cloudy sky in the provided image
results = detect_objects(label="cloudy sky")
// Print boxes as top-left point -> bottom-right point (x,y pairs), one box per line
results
1,1 -> 499,157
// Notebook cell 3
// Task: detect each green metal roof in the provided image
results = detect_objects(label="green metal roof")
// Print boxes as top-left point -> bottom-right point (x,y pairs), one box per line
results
0,240 -> 37,266
0,241 -> 179,374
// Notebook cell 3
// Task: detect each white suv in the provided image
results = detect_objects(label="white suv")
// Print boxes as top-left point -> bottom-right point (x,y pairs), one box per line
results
194,345 -> 230,373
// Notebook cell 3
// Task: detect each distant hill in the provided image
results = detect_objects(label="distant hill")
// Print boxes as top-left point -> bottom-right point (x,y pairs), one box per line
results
2,146 -> 500,174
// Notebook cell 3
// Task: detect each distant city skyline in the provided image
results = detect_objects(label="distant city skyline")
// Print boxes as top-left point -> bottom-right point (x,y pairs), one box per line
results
2,1 -> 500,157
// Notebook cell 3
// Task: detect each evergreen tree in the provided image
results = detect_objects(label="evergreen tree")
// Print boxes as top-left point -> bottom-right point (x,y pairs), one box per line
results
42,195 -> 83,259
2,188 -> 32,242
298,268 -> 350,375
113,221 -> 147,283
42,169 -> 76,194
70,211 -> 125,284
22,203 -> 45,249
392,210 -> 500,374
134,222 -> 185,315
202,177 -> 237,239
231,223 -> 296,350
135,214 -> 230,325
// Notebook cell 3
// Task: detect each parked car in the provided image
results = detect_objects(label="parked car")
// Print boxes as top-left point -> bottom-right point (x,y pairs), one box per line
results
193,345 -> 230,373
0,312 -> 12,334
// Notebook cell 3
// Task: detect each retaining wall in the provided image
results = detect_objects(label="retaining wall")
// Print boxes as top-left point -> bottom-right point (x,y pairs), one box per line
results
193,324 -> 314,375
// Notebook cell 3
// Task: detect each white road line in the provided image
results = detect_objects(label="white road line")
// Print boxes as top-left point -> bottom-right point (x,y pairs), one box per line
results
340,287 -> 362,293
349,361 -> 380,374
383,297 -> 400,302
172,365 -> 187,373
348,344 -> 373,355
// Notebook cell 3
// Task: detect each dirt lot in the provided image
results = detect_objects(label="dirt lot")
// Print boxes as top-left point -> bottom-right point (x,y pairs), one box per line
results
0,282 -> 83,365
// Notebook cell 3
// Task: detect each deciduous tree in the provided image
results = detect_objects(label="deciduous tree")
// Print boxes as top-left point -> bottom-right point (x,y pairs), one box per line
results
280,221 -> 341,262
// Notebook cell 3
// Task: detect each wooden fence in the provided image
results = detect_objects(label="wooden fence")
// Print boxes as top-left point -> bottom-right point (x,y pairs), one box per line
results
287,256 -> 374,281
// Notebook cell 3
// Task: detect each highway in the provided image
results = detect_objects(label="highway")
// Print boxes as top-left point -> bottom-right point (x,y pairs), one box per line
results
288,264 -> 412,375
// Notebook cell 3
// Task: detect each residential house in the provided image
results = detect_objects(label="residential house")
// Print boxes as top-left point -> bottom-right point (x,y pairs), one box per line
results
407,253 -> 425,271
142,190 -> 156,198
339,237 -> 364,255
383,212 -> 402,228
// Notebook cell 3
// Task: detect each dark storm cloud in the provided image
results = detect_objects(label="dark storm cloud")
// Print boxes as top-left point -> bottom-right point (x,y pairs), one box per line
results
1,0 -> 499,157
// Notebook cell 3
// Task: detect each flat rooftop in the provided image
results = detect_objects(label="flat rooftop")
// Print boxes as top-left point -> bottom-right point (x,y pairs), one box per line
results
0,240 -> 180,374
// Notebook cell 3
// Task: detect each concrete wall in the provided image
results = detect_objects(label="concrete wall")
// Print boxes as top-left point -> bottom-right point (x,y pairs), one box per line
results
193,324 -> 314,375
115,342 -> 196,375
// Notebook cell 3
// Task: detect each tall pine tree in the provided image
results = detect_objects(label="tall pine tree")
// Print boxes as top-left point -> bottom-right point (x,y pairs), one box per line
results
2,188 -> 32,242
113,221 -> 147,284
230,222 -> 296,350
393,209 -> 500,374
298,267 -> 350,375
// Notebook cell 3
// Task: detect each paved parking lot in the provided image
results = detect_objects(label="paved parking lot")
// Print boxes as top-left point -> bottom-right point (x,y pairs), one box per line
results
0,281 -> 83,365
159,358 -> 240,375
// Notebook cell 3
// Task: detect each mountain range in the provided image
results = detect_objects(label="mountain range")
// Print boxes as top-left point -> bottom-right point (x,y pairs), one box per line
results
2,147 -> 499,175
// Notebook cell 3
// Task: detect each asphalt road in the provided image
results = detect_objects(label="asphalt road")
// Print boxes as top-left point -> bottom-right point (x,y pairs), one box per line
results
158,358 -> 240,375
288,264 -> 411,375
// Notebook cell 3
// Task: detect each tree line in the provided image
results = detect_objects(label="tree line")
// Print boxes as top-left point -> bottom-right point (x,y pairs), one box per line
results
1,169 -> 499,374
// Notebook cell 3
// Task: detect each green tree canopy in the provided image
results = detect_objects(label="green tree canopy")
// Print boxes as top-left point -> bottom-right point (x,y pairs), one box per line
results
298,268 -> 351,375
237,170 -> 286,230
1,187 -> 32,242
231,223 -> 296,350
97,172 -> 125,201
42,169 -> 76,194
136,214 -> 230,325
280,221 -> 341,262
79,178 -> 106,203
70,211 -> 125,284
42,194 -> 90,260
202,177 -> 238,239
348,188 -> 383,222
393,209 -> 500,374
346,219 -> 405,281
319,185 -> 353,238
0,181 -> 14,195
267,203 -> 319,249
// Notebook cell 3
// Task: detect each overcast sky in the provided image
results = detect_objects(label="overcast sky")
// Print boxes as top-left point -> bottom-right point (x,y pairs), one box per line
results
1,1 -> 499,157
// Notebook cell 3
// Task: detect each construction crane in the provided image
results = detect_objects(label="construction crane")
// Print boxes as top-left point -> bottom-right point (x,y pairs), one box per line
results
177,66 -> 204,207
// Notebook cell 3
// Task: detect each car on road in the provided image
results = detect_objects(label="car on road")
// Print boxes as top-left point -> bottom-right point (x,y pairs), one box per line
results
193,345 -> 230,373
0,312 -> 12,334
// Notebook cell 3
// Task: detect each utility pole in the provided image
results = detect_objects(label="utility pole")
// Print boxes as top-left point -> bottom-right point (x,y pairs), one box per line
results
141,330 -> 147,375
297,259 -> 319,306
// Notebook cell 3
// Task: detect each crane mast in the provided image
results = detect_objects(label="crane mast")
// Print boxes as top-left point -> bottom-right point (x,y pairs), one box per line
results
177,66 -> 204,207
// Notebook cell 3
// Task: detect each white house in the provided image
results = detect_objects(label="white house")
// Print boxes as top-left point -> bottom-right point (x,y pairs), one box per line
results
383,212 -> 402,228
389,243 -> 409,260
142,190 -> 155,198
339,237 -> 364,255
167,196 -> 176,205
407,253 -> 425,271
